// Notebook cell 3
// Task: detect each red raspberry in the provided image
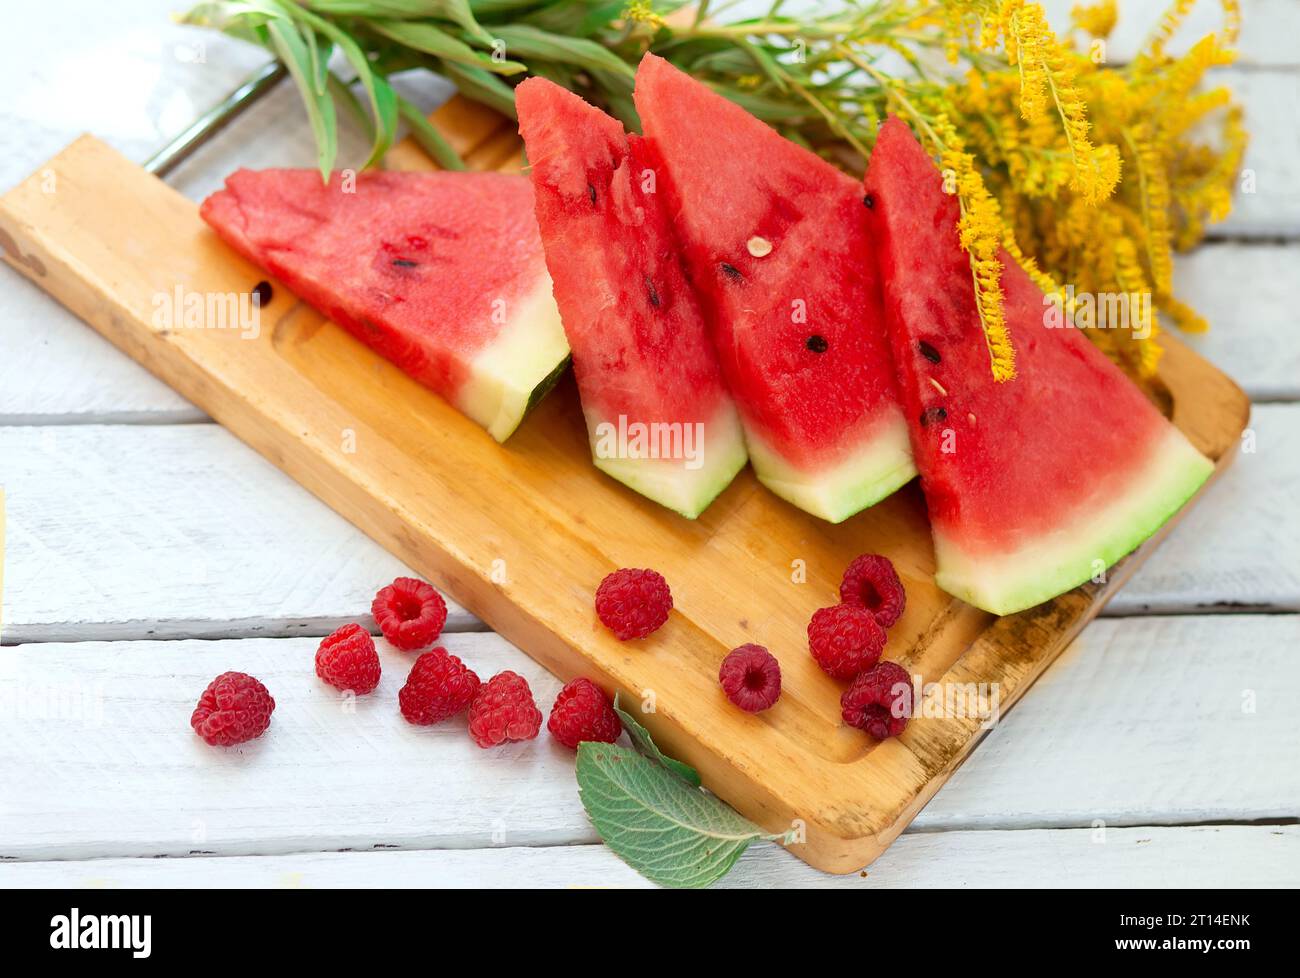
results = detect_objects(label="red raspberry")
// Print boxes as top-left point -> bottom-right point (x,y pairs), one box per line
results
191,672 -> 275,747
372,576 -> 447,651
841,661 -> 913,739
315,623 -> 381,694
399,648 -> 481,725
807,604 -> 886,680
839,553 -> 906,628
547,678 -> 622,749
718,644 -> 782,713
595,568 -> 672,641
468,671 -> 543,748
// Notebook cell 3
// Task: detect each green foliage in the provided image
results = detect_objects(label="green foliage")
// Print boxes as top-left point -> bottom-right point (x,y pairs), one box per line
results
574,695 -> 779,888
178,0 -> 931,174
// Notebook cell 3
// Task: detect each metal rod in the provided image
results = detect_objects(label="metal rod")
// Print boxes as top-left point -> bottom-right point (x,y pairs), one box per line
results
143,61 -> 287,177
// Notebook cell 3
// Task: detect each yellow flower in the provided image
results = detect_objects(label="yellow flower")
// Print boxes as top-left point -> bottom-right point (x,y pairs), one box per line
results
932,113 -> 1017,381
1071,0 -> 1118,38
623,0 -> 665,31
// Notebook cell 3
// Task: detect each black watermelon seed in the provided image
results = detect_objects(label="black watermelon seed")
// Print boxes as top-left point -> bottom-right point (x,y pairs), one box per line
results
806,335 -> 829,354
862,194 -> 875,209
391,258 -> 418,268
919,406 -> 948,426
251,281 -> 272,307
720,262 -> 743,281
588,183 -> 598,205
646,277 -> 661,308
918,340 -> 941,363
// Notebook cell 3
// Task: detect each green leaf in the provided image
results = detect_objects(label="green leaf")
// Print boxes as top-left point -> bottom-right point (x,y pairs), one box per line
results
359,72 -> 399,166
520,0 -> 624,36
469,0 -> 545,15
613,694 -> 701,787
737,39 -> 789,92
370,18 -> 525,74
267,16 -> 339,178
576,742 -> 765,888
293,6 -> 400,167
708,83 -> 813,122
302,27 -> 332,97
327,71 -> 373,132
490,24 -> 634,80
397,95 -> 468,170
440,60 -> 518,118
525,59 -> 578,91
590,68 -> 639,130
304,1 -> 496,46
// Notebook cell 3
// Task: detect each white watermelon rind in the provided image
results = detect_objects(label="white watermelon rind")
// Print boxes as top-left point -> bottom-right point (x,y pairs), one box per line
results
586,401 -> 750,519
932,426 -> 1216,616
457,270 -> 571,442
744,409 -> 917,524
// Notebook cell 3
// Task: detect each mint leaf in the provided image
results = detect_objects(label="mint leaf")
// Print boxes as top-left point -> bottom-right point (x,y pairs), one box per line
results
613,694 -> 701,787
576,742 -> 766,888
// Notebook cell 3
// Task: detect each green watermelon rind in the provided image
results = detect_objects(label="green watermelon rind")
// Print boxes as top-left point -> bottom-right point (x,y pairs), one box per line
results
524,354 -> 572,417
456,272 -> 571,442
744,410 -> 915,524
586,402 -> 750,519
932,427 -> 1215,615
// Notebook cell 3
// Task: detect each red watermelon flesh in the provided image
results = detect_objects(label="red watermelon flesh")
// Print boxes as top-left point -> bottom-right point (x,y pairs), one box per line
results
516,77 -> 747,518
200,169 -> 569,441
863,116 -> 1214,614
633,53 -> 914,523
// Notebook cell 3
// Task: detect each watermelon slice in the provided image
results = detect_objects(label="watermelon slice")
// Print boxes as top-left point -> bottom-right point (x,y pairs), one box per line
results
863,117 -> 1215,615
633,54 -> 915,523
201,169 -> 569,442
516,78 -> 747,518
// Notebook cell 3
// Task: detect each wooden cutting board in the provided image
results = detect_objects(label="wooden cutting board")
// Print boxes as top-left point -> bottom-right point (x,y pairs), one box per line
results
0,97 -> 1250,874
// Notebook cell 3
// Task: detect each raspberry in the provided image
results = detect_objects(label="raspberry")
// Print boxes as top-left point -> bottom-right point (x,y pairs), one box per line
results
191,672 -> 275,747
468,671 -> 543,748
399,648 -> 481,725
547,678 -> 622,749
315,623 -> 381,694
839,553 -> 906,628
718,644 -> 782,713
807,604 -> 886,680
372,576 -> 447,651
841,661 -> 913,739
595,568 -> 672,641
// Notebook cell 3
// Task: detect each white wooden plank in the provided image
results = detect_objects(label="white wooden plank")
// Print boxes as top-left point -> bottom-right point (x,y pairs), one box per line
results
0,424 -> 476,642
3,406 -> 1292,642
0,282 -> 204,425
0,633 -> 583,861
917,613 -> 1300,829
0,1 -> 274,196
0,0 -> 275,427
0,616 -> 1293,861
1105,403 -> 1299,615
1174,244 -> 1300,402
1,825 -> 1294,888
1208,69 -> 1300,239
1042,0 -> 1299,68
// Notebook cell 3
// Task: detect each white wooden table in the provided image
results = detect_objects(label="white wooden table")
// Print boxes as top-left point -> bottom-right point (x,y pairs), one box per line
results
1,1 -> 1296,888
